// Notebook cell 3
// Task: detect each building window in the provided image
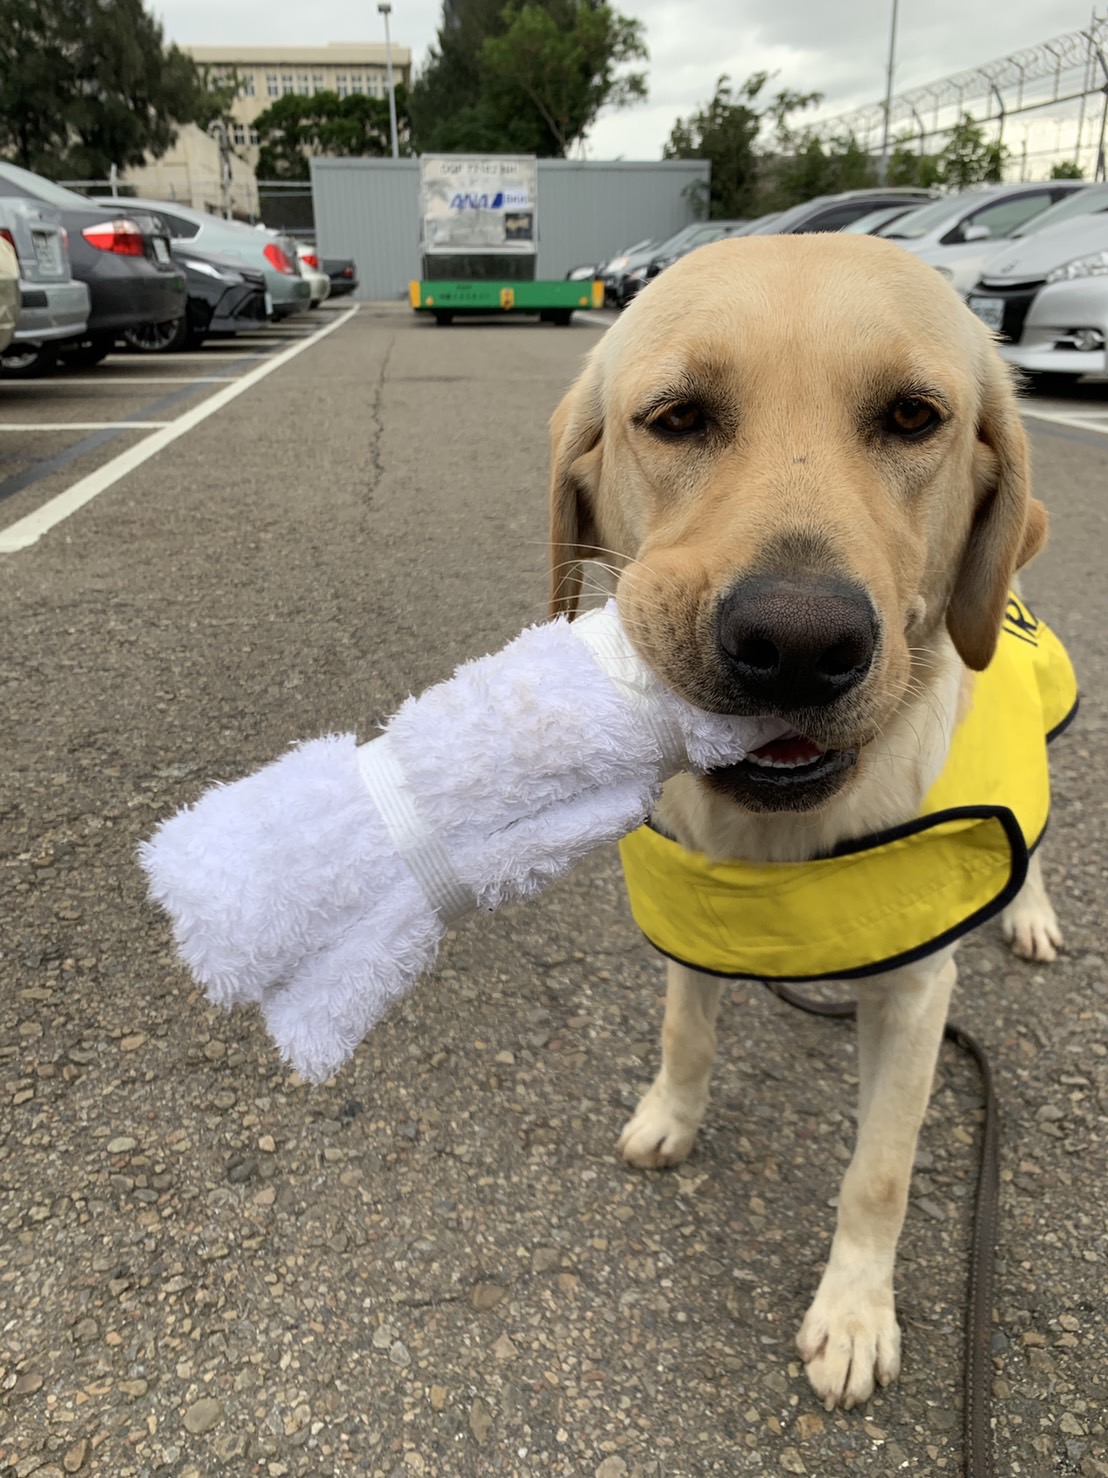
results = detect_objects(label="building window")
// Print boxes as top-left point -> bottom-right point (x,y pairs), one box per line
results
281,73 -> 294,95
248,128 -> 259,146
231,122 -> 246,146
312,73 -> 324,93
243,74 -> 256,97
266,73 -> 278,97
297,73 -> 309,93
351,73 -> 365,94
335,74 -> 349,98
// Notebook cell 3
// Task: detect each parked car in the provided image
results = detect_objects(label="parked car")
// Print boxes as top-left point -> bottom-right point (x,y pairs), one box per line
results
597,236 -> 656,306
0,162 -> 185,374
295,244 -> 331,307
967,204 -> 1108,387
0,196 -> 90,376
743,188 -> 937,236
0,237 -> 18,356
123,248 -> 268,353
92,197 -> 311,319
841,203 -> 930,235
876,182 -> 1088,295
624,219 -> 752,304
323,257 -> 358,298
929,181 -> 1108,300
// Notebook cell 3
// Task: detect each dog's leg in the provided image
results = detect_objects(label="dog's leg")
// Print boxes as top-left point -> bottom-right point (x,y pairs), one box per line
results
619,960 -> 723,1168
797,953 -> 956,1410
1000,849 -> 1061,962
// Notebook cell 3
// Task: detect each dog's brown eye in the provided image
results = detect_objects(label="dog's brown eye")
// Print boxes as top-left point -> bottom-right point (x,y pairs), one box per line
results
652,403 -> 706,436
887,398 -> 939,437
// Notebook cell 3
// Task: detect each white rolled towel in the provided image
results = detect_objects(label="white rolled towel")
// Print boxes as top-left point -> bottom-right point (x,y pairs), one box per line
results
140,601 -> 785,1081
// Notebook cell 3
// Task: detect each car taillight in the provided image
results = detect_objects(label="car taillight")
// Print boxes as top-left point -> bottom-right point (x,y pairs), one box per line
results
0,227 -> 15,253
342,265 -> 354,278
300,251 -> 319,269
82,219 -> 146,256
263,241 -> 295,274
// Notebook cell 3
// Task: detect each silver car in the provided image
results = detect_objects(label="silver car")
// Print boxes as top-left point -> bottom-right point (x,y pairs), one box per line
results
968,205 -> 1108,387
0,196 -> 89,373
94,197 -> 311,317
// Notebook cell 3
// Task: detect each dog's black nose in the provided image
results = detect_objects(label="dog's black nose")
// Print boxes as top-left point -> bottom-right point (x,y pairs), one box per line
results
716,575 -> 877,709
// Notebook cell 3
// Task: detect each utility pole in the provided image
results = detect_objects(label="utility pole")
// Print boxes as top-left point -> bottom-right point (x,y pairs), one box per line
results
878,0 -> 900,184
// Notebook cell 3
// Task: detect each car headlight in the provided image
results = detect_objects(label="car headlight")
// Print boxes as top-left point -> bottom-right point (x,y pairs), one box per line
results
1046,251 -> 1108,284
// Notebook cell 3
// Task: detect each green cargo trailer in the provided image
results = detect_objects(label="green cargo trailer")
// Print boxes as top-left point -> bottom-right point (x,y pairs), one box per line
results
412,153 -> 602,326
409,277 -> 603,325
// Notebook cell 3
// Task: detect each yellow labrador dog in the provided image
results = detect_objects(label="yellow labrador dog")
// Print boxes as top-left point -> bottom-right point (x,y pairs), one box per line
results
548,234 -> 1062,1412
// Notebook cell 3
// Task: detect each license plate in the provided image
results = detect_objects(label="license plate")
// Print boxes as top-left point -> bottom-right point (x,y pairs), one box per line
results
152,237 -> 171,266
31,230 -> 60,272
968,295 -> 1004,332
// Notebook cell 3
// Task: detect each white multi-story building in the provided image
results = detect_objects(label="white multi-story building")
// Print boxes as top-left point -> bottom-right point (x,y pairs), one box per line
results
186,43 -> 413,168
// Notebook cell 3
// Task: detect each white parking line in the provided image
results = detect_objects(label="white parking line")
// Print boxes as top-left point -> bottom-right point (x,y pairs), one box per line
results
0,376 -> 239,387
1023,406 -> 1108,436
0,422 -> 172,431
0,304 -> 359,554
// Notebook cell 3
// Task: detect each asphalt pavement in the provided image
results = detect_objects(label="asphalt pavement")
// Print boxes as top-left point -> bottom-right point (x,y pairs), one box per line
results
0,303 -> 1105,1478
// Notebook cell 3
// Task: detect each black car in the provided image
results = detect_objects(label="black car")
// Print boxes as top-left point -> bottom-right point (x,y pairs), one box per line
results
0,162 -> 185,373
741,188 -> 938,236
123,247 -> 268,353
323,257 -> 358,298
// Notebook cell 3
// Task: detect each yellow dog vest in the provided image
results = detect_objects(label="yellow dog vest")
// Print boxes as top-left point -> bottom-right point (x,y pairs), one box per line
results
619,595 -> 1077,981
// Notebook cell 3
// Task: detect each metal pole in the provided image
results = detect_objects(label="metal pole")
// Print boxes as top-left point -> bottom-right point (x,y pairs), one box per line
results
379,2 -> 400,160
878,0 -> 900,183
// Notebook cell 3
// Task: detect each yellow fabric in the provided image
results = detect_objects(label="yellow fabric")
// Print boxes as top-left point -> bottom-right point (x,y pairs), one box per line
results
619,596 -> 1077,981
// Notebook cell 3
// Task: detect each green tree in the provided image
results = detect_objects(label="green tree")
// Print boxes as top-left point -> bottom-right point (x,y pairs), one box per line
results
765,132 -> 876,210
1050,159 -> 1084,179
253,89 -> 410,179
663,73 -> 821,219
938,112 -> 1007,189
885,135 -> 944,189
480,2 -> 646,157
0,0 -> 211,178
409,0 -> 647,157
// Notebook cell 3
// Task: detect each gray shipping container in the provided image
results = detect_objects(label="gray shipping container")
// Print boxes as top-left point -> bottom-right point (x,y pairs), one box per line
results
310,156 -> 711,302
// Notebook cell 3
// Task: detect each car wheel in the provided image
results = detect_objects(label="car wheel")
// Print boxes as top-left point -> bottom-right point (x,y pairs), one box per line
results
540,310 -> 573,326
433,312 -> 454,326
0,343 -> 58,378
59,333 -> 116,369
122,318 -> 189,354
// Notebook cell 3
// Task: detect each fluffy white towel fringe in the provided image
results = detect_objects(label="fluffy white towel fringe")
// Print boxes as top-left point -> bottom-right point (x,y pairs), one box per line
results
140,602 -> 785,1082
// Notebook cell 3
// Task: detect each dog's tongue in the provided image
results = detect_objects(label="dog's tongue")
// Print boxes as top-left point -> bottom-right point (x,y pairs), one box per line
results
749,730 -> 826,765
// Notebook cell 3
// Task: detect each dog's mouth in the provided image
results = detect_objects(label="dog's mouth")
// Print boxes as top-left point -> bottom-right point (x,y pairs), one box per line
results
705,727 -> 858,811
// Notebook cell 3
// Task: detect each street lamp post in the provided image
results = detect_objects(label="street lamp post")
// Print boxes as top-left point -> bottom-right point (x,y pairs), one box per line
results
378,2 -> 400,160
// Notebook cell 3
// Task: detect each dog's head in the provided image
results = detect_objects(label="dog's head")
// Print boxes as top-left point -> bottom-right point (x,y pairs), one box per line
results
549,233 -> 1047,813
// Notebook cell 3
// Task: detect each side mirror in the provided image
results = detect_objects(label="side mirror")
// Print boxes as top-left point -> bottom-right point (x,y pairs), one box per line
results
961,224 -> 993,243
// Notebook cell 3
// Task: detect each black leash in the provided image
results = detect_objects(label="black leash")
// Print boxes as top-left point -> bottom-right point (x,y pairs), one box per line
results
762,981 -> 998,1478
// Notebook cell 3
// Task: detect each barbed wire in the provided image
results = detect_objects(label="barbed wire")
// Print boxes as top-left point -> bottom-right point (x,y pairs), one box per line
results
814,14 -> 1108,153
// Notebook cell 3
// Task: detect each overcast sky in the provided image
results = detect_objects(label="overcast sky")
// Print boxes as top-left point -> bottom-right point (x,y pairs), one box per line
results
153,0 -> 1097,159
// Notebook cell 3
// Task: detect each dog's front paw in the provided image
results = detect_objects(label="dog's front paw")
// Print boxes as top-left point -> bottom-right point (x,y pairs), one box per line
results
1001,892 -> 1062,962
796,1273 -> 901,1411
618,1079 -> 704,1168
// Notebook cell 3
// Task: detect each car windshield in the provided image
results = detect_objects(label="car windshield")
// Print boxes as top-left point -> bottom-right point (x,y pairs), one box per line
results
877,191 -> 995,239
1011,183 -> 1108,236
747,199 -> 835,234
0,162 -> 97,210
843,206 -> 908,234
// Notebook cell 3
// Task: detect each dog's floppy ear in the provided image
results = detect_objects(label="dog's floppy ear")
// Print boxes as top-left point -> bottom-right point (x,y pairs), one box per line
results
549,365 -> 605,620
946,358 -> 1048,670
